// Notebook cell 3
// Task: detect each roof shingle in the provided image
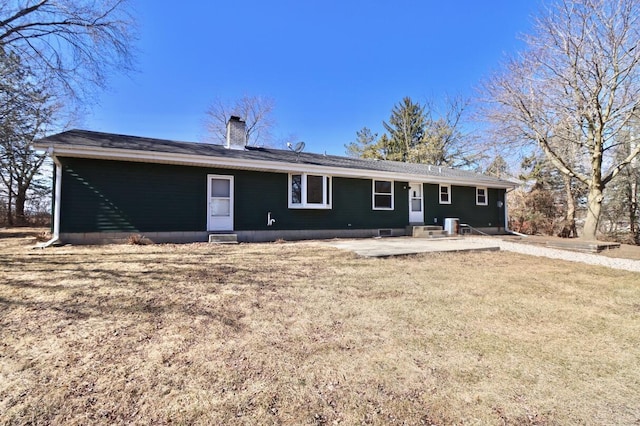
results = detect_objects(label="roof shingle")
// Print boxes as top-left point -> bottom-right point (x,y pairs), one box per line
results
34,129 -> 514,187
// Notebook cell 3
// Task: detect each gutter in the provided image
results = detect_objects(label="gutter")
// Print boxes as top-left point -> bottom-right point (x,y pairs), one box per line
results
35,149 -> 62,248
31,142 -> 517,190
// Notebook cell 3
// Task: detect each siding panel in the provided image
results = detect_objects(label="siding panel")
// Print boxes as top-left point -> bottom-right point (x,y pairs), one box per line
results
60,158 -> 205,232
424,184 -> 506,228
59,158 -> 411,233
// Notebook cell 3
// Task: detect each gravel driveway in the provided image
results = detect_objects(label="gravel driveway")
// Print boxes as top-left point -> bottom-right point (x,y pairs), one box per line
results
469,237 -> 640,273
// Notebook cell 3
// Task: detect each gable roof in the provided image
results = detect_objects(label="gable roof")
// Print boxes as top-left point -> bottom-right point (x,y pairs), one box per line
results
33,129 -> 515,188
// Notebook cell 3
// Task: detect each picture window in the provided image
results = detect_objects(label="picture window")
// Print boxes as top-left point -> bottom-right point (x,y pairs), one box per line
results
289,174 -> 332,209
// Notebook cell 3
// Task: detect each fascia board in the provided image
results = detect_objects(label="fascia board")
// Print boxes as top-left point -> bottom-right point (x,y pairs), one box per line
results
37,143 -> 516,189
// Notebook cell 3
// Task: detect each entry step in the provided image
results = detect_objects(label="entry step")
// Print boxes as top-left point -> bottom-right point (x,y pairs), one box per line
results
407,226 -> 450,238
208,233 -> 238,244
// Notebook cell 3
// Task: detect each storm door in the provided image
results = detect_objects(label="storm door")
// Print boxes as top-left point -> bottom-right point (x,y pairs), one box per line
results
408,182 -> 424,224
207,175 -> 234,231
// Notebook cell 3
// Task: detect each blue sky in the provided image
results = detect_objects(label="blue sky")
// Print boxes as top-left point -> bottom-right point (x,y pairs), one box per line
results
82,1 -> 539,156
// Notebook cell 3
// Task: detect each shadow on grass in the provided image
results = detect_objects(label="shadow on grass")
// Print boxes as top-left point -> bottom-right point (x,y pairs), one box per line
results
0,260 -> 254,333
0,293 -> 246,332
0,241 -> 314,339
0,226 -> 47,239
0,279 -> 71,291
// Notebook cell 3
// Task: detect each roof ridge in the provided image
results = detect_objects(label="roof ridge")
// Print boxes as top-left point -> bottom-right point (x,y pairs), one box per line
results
34,129 -> 516,188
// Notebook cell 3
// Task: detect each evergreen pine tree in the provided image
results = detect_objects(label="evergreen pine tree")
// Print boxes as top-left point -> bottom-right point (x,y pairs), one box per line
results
382,97 -> 426,162
344,127 -> 380,159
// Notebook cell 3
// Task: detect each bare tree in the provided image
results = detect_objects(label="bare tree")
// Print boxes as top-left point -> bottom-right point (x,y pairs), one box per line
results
205,95 -> 275,146
0,1 -> 135,225
601,120 -> 640,242
0,0 -> 136,102
413,96 -> 481,168
0,122 -> 51,225
482,0 -> 640,240
551,125 -> 585,238
0,53 -> 56,225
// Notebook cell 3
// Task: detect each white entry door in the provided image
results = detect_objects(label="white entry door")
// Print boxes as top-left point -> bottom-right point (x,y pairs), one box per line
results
408,182 -> 424,224
207,175 -> 234,231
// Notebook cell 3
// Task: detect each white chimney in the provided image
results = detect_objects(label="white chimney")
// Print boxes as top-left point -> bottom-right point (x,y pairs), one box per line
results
226,115 -> 247,149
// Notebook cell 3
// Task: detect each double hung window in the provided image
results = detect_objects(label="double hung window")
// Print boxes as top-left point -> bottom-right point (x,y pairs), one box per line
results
476,187 -> 488,205
372,180 -> 394,210
439,184 -> 451,204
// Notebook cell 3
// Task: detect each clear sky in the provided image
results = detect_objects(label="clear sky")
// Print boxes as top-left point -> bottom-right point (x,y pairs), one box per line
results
81,1 -> 540,156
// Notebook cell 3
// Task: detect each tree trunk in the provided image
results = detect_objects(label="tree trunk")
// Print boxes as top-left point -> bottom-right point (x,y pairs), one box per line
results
558,175 -> 578,238
6,174 -> 13,226
5,198 -> 12,226
14,185 -> 27,226
631,179 -> 639,244
582,186 -> 604,240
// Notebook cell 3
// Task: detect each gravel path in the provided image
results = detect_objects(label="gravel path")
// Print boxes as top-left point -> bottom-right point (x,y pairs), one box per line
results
469,237 -> 640,273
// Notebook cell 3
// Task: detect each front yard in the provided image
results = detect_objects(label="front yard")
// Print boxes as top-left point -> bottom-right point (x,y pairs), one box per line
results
1,230 -> 639,425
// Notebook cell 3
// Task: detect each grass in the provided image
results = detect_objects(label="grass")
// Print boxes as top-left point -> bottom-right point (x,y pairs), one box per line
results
1,230 -> 640,425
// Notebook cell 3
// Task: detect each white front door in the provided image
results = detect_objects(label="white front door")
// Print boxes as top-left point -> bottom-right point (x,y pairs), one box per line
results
207,175 -> 234,231
408,182 -> 424,224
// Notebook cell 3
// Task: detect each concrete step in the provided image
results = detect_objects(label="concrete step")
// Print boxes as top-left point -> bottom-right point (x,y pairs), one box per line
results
407,225 -> 443,235
408,226 -> 450,238
208,233 -> 238,244
414,229 -> 450,238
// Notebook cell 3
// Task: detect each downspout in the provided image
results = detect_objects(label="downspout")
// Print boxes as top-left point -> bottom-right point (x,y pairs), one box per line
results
36,149 -> 62,248
503,186 -> 527,237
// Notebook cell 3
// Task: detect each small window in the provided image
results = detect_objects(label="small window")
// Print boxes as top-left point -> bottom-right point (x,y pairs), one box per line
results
373,180 -> 394,210
476,187 -> 488,205
439,184 -> 451,204
291,174 -> 302,204
289,174 -> 332,209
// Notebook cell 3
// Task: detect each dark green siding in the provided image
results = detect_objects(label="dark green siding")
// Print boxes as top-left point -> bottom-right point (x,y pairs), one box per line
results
59,158 -> 504,233
333,179 -> 408,229
60,158 -> 206,232
423,184 -> 506,228
59,158 -> 410,233
236,176 -> 408,231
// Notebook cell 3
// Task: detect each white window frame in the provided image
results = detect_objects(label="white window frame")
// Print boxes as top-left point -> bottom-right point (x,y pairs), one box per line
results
476,187 -> 488,206
372,180 -> 394,210
288,173 -> 332,209
439,184 -> 451,204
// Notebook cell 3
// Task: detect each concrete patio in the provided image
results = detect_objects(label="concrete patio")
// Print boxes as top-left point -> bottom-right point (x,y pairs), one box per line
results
319,236 -> 501,258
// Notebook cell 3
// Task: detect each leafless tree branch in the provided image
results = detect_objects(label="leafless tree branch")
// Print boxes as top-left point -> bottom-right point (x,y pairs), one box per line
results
204,95 -> 276,146
0,0 -> 136,102
481,0 -> 640,239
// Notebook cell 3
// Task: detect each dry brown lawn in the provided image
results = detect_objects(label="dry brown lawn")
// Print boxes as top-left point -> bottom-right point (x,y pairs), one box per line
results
1,229 -> 640,425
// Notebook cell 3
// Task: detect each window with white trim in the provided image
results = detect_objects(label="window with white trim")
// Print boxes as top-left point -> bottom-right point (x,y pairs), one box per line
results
439,184 -> 451,204
372,180 -> 394,210
289,173 -> 332,209
476,187 -> 488,205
